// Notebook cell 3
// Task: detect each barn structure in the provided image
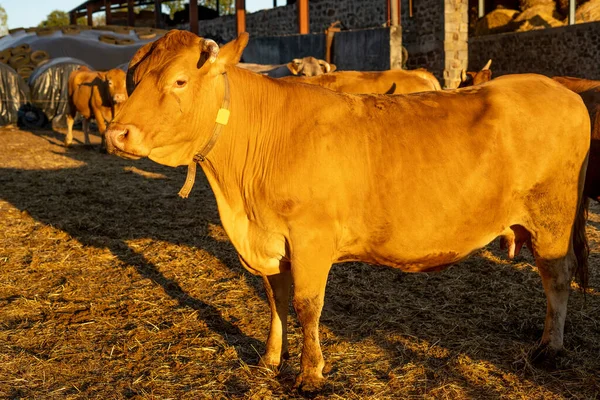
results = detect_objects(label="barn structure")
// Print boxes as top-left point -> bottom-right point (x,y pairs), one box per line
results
60,0 -> 600,87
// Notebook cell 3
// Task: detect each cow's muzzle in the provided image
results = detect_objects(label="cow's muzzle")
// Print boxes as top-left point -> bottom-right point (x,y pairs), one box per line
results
105,123 -> 150,159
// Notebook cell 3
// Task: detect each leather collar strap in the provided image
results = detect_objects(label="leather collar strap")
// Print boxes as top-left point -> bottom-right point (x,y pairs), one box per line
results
178,72 -> 231,198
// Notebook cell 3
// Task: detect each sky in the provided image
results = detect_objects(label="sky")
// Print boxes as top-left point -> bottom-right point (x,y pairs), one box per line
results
2,0 -> 281,29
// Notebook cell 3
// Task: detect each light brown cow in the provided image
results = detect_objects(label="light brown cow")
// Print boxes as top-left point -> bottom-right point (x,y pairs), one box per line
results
502,76 -> 599,260
238,56 -> 336,78
106,31 -> 590,392
459,59 -> 493,88
65,66 -> 128,149
280,67 -> 441,94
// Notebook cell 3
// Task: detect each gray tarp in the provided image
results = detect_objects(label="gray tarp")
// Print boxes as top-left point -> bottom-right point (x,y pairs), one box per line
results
0,63 -> 30,126
28,57 -> 92,128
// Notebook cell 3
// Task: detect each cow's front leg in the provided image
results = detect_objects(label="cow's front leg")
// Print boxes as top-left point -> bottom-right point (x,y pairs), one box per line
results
65,113 -> 75,146
291,251 -> 332,392
260,266 -> 292,369
82,118 -> 91,145
93,109 -> 108,150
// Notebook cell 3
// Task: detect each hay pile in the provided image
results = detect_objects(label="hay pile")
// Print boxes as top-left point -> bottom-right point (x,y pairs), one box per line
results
513,5 -> 566,31
475,0 -> 600,36
475,9 -> 520,35
575,0 -> 600,22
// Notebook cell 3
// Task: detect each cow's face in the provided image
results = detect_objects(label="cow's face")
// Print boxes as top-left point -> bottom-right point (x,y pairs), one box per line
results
105,68 -> 128,104
459,59 -> 492,88
106,30 -> 248,167
287,56 -> 336,76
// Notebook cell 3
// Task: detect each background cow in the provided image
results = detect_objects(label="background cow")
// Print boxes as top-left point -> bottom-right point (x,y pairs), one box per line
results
280,68 -> 441,94
65,66 -> 128,149
238,56 -> 336,78
459,59 -> 493,88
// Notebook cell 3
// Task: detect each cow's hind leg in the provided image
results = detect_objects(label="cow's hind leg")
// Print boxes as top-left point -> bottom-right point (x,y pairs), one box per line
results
529,194 -> 588,364
260,267 -> 292,369
82,118 -> 91,145
532,254 -> 574,363
291,246 -> 333,392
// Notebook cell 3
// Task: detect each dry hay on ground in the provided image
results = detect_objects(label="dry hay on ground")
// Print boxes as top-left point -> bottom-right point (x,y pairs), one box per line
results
0,127 -> 599,399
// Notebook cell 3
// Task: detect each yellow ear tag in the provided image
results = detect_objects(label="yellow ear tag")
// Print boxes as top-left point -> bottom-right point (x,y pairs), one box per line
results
215,108 -> 230,125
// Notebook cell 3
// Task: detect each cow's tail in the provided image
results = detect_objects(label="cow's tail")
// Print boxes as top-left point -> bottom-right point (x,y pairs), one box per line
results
573,194 -> 589,291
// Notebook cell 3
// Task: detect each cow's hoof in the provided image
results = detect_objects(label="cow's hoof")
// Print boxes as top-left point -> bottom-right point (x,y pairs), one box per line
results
64,140 -> 72,147
98,146 -> 107,154
295,373 -> 325,393
258,350 -> 289,371
531,344 -> 563,369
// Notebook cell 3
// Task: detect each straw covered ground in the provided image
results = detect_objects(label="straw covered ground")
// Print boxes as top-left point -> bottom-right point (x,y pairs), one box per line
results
0,126 -> 598,399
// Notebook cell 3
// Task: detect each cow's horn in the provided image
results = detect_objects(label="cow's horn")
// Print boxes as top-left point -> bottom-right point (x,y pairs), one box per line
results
203,39 -> 219,64
482,59 -> 492,70
292,58 -> 302,64
318,59 -> 331,73
461,69 -> 467,82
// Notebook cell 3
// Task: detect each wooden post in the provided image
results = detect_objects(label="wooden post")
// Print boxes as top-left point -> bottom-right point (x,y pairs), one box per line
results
478,0 -> 484,18
390,0 -> 399,25
568,0 -> 575,24
236,0 -> 246,35
70,11 -> 76,25
298,0 -> 309,34
190,0 -> 199,34
105,0 -> 112,25
87,4 -> 94,26
128,0 -> 135,26
273,0 -> 277,7
154,0 -> 161,28
216,0 -> 220,16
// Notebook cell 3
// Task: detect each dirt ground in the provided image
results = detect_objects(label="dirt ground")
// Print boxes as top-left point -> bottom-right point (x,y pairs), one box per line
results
0,126 -> 598,399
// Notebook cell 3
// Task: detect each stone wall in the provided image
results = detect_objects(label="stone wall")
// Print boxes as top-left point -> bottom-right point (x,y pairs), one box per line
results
400,0 -> 445,82
192,0 -> 388,43
469,21 -> 600,80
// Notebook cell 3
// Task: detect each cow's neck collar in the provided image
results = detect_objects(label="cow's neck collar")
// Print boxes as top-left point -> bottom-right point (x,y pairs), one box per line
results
178,71 -> 231,198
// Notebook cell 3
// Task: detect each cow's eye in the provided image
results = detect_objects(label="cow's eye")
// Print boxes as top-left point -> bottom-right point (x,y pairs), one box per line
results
174,79 -> 187,88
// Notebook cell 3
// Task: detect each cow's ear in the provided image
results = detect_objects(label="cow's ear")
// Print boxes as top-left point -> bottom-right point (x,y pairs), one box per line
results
214,32 -> 249,69
287,59 -> 302,75
329,63 -> 337,72
127,41 -> 154,95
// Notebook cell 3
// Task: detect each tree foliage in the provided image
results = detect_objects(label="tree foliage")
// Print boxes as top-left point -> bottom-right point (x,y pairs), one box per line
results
0,4 -> 8,36
38,10 -> 69,28
201,0 -> 235,15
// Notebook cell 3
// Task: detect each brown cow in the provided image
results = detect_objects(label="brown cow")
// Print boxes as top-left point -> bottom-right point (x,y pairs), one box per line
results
65,66 -> 128,149
238,56 -> 336,78
280,68 -> 441,94
459,59 -> 493,88
502,76 -> 599,260
106,31 -> 589,391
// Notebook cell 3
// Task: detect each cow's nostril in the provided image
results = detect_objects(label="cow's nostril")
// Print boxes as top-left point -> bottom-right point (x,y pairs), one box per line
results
116,129 -> 128,143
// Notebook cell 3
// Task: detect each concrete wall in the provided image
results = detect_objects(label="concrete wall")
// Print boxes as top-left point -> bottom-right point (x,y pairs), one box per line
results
469,21 -> 600,80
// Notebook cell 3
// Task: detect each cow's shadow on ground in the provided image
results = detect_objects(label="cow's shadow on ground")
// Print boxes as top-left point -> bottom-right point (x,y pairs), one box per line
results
1,129 -> 598,397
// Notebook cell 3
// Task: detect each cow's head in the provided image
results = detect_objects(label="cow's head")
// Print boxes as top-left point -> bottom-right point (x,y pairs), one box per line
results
459,59 -> 492,88
287,56 -> 336,76
106,30 -> 248,167
104,68 -> 128,104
